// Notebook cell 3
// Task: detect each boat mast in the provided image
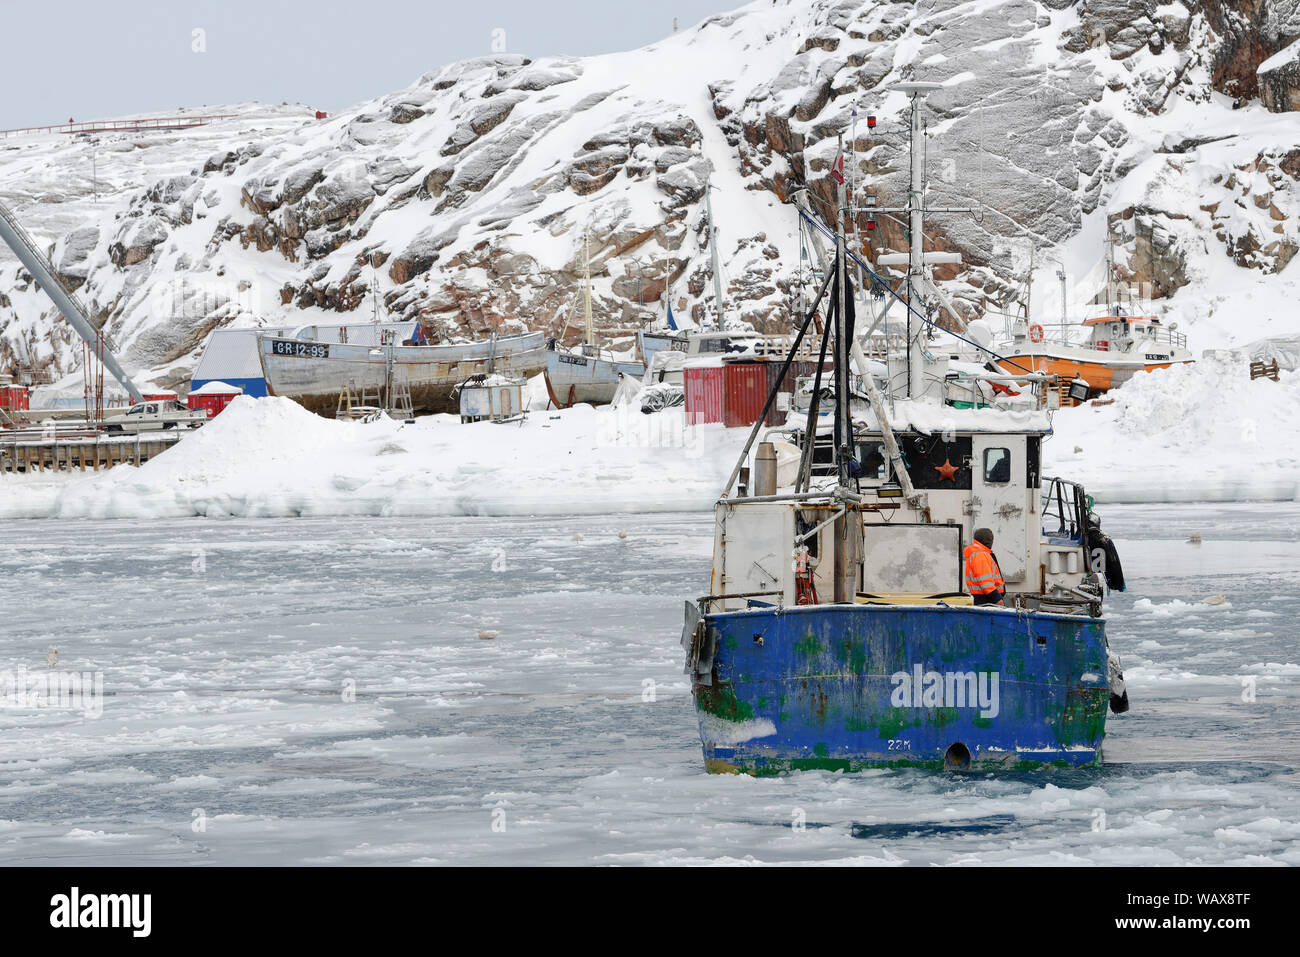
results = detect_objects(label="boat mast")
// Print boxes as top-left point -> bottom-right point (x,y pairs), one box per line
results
835,135 -> 853,490
1025,242 -> 1035,326
864,82 -> 969,399
1104,222 -> 1118,316
706,181 -> 725,330
904,88 -> 927,400
583,229 -> 594,350
832,138 -> 857,603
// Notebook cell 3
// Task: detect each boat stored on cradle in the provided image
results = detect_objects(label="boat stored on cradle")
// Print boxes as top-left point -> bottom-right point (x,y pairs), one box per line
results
544,233 -> 645,406
544,340 -> 645,406
258,330 -> 547,417
997,309 -> 1193,398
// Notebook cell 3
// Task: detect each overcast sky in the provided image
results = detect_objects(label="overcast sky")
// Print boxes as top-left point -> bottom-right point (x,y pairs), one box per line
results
1,0 -> 740,129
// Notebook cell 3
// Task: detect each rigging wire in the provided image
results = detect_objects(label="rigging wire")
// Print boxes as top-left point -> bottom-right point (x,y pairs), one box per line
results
797,207 -> 1036,375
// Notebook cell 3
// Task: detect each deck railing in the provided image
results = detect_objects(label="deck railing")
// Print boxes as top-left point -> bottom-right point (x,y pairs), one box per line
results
0,114 -> 239,139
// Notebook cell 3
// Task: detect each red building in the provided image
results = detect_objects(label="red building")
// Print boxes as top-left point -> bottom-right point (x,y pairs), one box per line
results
187,381 -> 244,418
0,375 -> 29,420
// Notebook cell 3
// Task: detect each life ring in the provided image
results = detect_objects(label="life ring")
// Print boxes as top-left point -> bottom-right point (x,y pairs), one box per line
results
1029,324 -> 1044,343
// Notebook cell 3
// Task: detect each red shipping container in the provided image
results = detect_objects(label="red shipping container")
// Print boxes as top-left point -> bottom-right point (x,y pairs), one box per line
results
684,364 -> 724,425
0,383 -> 29,413
723,361 -> 769,429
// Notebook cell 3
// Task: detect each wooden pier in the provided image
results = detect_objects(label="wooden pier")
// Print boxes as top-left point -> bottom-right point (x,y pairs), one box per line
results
1,431 -> 182,473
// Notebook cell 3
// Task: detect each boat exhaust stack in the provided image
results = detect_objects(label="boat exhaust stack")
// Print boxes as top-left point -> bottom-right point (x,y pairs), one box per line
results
754,442 -> 778,497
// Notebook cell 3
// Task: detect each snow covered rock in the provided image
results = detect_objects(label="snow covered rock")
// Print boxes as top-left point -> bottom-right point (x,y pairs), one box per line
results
1258,38 -> 1300,112
1,0 -> 1298,396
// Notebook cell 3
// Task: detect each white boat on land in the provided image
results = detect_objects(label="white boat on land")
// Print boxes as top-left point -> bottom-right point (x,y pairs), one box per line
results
544,340 -> 646,406
994,233 -> 1193,400
640,329 -> 798,388
997,308 -> 1193,397
544,231 -> 645,406
258,330 -> 547,417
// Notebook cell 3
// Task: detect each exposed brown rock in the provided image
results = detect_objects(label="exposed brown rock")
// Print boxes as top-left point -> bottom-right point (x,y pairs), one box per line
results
1259,43 -> 1300,111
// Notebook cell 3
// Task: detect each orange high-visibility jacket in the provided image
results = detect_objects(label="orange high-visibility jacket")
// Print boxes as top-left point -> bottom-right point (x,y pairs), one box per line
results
963,540 -> 1005,595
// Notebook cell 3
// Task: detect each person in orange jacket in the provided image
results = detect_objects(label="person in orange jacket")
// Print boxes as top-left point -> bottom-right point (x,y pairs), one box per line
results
963,527 -> 1006,606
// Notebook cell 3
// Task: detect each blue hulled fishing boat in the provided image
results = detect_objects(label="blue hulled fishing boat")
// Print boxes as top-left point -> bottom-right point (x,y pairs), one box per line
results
682,82 -> 1128,773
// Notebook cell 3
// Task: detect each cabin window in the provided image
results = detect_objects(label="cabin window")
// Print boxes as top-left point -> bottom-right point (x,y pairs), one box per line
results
857,441 -> 888,480
146,404 -> 158,415
984,447 -> 1011,484
898,434 -> 972,490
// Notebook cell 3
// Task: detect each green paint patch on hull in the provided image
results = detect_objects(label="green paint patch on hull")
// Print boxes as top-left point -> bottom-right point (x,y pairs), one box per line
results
695,683 -> 754,722
875,707 -> 922,740
794,634 -> 825,659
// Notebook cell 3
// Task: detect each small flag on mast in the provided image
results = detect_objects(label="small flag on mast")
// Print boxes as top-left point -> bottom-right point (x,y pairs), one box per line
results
830,153 -> 845,185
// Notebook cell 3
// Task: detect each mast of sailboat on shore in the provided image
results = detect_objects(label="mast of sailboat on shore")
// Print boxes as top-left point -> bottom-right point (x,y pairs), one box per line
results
706,181 -> 725,331
583,228 -> 594,351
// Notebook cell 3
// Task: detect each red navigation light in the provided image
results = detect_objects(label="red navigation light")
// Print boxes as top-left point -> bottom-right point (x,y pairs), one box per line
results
867,115 -> 877,129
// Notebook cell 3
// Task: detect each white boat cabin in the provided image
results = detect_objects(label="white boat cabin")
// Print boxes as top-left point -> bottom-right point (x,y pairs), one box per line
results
710,425 -> 1098,616
1010,311 -> 1189,361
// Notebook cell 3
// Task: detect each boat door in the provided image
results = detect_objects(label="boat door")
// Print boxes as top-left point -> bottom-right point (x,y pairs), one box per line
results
970,434 -> 1027,582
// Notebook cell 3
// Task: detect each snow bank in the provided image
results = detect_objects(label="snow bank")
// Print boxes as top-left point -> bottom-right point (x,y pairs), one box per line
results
0,396 -> 748,519
1048,357 -> 1300,503
6,352 -> 1297,518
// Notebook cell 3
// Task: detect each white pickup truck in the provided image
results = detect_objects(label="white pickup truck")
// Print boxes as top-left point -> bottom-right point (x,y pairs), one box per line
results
103,399 -> 208,433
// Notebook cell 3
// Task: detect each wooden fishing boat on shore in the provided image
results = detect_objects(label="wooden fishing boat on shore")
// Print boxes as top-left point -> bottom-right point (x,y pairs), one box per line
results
258,330 -> 547,417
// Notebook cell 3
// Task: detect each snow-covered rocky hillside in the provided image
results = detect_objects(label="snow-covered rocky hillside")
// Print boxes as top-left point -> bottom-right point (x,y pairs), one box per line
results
1,0 -> 1298,396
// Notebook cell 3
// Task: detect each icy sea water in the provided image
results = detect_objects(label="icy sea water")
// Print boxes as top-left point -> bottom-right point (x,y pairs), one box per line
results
0,505 -> 1297,866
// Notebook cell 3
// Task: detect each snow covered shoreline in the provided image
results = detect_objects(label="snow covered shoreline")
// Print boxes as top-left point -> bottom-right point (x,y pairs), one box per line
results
0,396 -> 750,520
2,358 -> 1297,519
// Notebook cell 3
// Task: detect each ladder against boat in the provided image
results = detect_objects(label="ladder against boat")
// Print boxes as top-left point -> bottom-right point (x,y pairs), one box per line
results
334,373 -> 414,420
